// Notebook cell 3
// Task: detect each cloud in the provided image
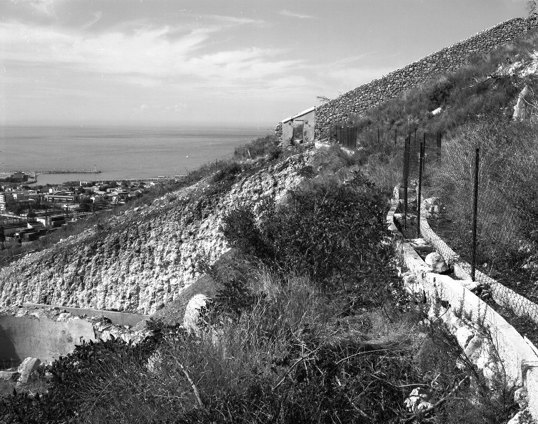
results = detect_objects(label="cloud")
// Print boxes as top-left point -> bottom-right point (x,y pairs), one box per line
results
10,0 -> 65,17
279,9 -> 316,19
0,20 -> 302,93
201,14 -> 265,26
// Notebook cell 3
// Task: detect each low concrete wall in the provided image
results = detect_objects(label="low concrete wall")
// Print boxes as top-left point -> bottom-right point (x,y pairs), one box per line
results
388,187 -> 538,421
23,303 -> 149,327
0,315 -> 95,365
419,198 -> 538,327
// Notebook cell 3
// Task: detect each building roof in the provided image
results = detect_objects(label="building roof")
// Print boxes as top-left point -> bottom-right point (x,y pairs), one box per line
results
281,106 -> 316,123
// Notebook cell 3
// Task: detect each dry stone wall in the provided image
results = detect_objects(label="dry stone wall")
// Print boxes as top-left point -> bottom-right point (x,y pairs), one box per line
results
315,17 -> 538,140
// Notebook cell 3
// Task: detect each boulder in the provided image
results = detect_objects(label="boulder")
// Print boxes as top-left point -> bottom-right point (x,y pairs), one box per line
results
423,197 -> 441,218
404,387 -> 433,413
513,85 -> 531,121
17,357 -> 41,384
514,387 -> 528,409
425,252 -> 449,273
183,294 -> 210,336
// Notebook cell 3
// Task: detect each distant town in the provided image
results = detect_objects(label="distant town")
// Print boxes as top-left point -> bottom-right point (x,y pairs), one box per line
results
0,170 -> 177,248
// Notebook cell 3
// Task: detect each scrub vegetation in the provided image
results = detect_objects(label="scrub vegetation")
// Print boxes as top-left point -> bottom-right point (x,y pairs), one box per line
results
2,24 -> 537,424
0,145 -> 516,423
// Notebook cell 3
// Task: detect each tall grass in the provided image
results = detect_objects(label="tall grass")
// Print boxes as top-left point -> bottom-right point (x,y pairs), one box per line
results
430,119 -> 538,277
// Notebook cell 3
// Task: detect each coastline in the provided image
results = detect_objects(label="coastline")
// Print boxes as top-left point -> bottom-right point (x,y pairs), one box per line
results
0,125 -> 271,186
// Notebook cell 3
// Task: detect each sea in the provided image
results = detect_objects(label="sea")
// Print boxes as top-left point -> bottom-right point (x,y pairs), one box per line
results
0,125 -> 271,185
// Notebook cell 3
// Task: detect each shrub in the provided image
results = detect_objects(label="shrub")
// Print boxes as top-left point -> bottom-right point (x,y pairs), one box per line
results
362,150 -> 403,194
0,335 -> 162,423
211,161 -> 243,184
307,144 -> 363,174
233,135 -> 281,161
222,172 -> 392,302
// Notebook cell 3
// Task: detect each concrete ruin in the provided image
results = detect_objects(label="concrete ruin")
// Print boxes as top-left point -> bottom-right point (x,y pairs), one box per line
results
0,314 -> 95,366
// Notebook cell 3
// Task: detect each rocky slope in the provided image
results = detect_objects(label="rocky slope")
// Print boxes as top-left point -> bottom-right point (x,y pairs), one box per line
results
0,152 -> 310,314
312,17 -> 538,139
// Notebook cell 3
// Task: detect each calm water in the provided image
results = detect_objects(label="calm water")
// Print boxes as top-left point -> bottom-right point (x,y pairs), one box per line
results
0,125 -> 270,185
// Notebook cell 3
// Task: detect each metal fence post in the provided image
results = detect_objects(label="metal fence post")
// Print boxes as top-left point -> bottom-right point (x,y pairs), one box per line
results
417,139 -> 425,238
403,135 -> 410,231
471,147 -> 480,281
436,132 -> 442,163
394,129 -> 397,146
423,132 -> 427,176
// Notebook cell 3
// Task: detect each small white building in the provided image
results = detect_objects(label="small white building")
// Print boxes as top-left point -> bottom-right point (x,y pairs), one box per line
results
280,107 -> 316,145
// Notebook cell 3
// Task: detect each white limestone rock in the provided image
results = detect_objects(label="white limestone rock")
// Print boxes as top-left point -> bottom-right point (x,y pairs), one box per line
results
0,151 -> 309,315
17,357 -> 41,384
514,387 -> 529,409
425,252 -> 449,273
183,294 -> 210,336
455,326 -> 474,349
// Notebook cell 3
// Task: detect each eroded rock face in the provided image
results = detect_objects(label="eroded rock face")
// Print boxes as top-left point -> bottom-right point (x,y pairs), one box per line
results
0,154 -> 309,315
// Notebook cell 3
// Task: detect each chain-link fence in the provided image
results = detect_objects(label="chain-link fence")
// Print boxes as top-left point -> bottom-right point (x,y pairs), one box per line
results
400,121 -> 538,297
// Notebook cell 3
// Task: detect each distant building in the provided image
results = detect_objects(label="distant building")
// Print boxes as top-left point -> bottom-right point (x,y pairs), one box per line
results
0,193 -> 9,212
44,192 -> 77,203
35,215 -> 65,228
280,107 -> 316,145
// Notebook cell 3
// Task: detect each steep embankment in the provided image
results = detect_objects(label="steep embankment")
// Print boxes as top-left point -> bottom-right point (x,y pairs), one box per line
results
0,153 -> 310,315
313,17 -> 538,139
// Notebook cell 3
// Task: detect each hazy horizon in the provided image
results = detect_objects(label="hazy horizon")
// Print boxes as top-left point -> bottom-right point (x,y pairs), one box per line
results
0,125 -> 269,184
0,122 -> 274,130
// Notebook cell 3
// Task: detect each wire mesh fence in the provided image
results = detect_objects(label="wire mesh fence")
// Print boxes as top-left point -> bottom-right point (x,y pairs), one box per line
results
399,122 -> 538,294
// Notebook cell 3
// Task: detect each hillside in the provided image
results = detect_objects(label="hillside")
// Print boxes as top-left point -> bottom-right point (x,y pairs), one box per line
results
0,150 -> 310,314
1,17 -> 538,424
314,17 -> 538,139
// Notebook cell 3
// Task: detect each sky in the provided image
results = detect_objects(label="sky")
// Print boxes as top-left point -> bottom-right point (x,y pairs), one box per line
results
0,0 -> 530,127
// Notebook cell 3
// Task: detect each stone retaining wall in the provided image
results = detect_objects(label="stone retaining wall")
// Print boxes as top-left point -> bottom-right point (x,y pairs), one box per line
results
315,17 -> 538,140
388,187 -> 538,421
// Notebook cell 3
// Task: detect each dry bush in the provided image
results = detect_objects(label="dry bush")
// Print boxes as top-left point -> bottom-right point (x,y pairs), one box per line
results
431,119 -> 538,270
362,150 -> 404,194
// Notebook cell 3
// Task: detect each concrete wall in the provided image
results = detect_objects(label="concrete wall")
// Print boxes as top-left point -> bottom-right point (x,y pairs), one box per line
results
23,303 -> 148,327
315,17 -> 538,140
299,109 -> 316,143
0,315 -> 95,365
388,185 -> 538,421
419,200 -> 538,327
281,121 -> 294,144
